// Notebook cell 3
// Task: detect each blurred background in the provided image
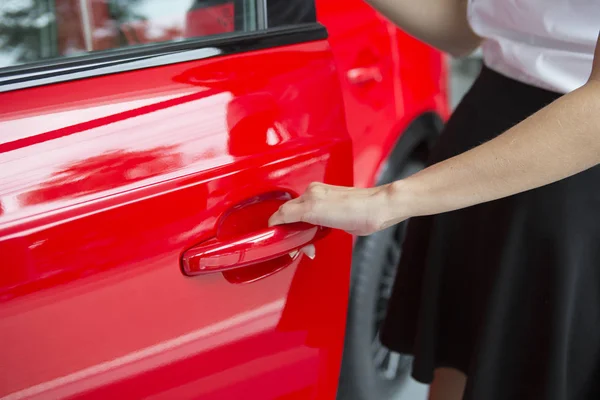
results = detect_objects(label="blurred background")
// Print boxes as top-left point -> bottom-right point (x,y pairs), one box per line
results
450,52 -> 483,109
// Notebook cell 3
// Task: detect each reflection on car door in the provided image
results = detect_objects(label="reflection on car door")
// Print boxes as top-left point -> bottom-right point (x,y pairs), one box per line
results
317,0 -> 398,188
0,2 -> 353,399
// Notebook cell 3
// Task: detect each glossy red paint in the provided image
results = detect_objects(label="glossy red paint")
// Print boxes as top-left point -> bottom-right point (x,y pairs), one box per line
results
183,214 -> 330,276
0,2 -> 448,399
317,0 -> 449,188
0,41 -> 353,399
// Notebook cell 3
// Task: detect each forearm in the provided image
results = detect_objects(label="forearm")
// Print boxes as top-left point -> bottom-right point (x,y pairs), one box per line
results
269,38 -> 600,237
364,0 -> 480,56
384,80 -> 600,226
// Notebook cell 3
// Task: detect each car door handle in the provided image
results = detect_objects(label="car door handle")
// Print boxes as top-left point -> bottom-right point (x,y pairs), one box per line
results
347,66 -> 383,85
182,222 -> 330,276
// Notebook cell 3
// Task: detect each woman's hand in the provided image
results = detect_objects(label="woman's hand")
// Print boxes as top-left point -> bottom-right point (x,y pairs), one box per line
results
268,182 -> 402,236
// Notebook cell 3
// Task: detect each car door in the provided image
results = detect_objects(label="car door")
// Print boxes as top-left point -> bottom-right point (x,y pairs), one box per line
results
0,1 -> 353,399
316,0 -> 398,188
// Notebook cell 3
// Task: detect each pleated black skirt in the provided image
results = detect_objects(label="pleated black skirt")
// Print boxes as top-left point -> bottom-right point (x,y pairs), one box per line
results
380,66 -> 600,400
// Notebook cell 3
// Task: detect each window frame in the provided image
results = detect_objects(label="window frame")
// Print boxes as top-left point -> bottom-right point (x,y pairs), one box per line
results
0,0 -> 324,93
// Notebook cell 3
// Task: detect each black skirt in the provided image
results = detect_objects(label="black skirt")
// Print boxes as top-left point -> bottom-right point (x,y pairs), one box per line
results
380,66 -> 600,400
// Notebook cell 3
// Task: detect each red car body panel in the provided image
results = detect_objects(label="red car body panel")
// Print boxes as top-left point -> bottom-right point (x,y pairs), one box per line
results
317,0 -> 449,188
0,41 -> 353,399
0,1 -> 447,399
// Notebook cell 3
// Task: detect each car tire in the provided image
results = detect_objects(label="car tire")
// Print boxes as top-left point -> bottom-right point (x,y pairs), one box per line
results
337,116 -> 441,400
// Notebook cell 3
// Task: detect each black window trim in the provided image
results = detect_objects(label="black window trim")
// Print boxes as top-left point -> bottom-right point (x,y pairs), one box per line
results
0,23 -> 327,93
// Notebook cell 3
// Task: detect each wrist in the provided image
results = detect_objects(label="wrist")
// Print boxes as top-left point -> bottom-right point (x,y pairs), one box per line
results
374,180 -> 418,230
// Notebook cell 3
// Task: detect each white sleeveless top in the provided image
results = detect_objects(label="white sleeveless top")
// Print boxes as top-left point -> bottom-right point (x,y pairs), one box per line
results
467,0 -> 599,93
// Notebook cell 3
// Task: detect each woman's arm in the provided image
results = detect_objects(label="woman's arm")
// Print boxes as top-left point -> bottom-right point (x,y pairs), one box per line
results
269,35 -> 600,236
365,0 -> 481,57
383,34 -> 600,227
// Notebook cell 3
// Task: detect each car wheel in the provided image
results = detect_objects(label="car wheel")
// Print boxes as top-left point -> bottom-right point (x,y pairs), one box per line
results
337,118 -> 440,400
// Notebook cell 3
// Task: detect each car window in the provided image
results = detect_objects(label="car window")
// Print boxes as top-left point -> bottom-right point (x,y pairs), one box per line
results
0,0 -> 317,68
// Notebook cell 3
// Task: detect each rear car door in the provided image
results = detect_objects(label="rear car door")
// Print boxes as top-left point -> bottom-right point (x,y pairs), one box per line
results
0,1 -> 353,399
316,0 -> 398,188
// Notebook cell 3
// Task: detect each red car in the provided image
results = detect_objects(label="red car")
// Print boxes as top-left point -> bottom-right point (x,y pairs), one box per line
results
0,0 -> 448,399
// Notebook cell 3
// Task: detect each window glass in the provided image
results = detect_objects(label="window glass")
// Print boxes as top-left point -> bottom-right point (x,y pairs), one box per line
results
0,0 -> 310,69
266,0 -> 316,28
